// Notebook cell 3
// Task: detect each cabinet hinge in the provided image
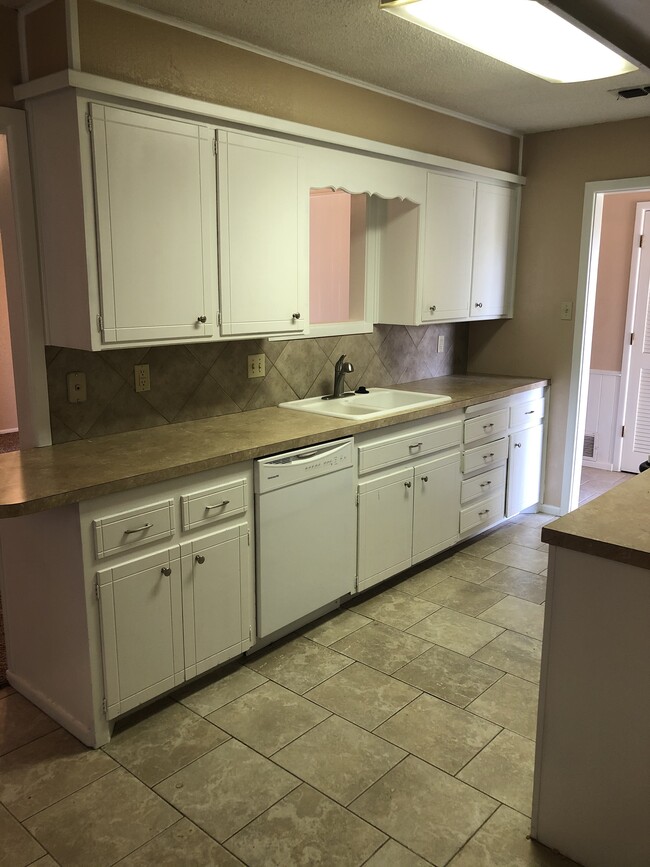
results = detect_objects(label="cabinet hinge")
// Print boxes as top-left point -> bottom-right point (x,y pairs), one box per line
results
102,697 -> 107,714
621,425 -> 625,437
249,625 -> 252,642
640,234 -> 644,248
86,114 -> 93,134
95,580 -> 100,601
630,332 -> 635,345
356,491 -> 359,507
97,314 -> 103,333
217,311 -> 222,327
212,138 -> 217,157
247,529 -> 250,547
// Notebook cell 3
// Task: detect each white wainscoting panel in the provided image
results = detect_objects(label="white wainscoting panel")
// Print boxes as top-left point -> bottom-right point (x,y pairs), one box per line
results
583,371 -> 621,470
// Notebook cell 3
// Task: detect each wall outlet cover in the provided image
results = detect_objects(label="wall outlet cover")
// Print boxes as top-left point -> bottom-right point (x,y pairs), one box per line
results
66,371 -> 87,403
134,364 -> 151,393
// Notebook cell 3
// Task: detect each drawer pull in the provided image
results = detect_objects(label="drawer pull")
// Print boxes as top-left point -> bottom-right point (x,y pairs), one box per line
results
482,422 -> 494,430
123,523 -> 153,535
429,305 -> 436,313
421,475 -> 429,483
480,480 -> 492,488
409,442 -> 423,451
195,555 -> 206,565
525,410 -> 535,415
404,481 -> 412,489
483,453 -> 495,460
205,500 -> 230,511
160,567 -> 172,577
478,509 -> 490,516
514,442 -> 522,448
475,302 -> 483,308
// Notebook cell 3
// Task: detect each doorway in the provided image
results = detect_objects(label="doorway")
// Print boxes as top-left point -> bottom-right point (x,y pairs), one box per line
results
0,230 -> 19,452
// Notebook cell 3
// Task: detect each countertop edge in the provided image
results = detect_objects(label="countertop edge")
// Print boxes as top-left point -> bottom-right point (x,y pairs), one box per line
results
541,527 -> 650,571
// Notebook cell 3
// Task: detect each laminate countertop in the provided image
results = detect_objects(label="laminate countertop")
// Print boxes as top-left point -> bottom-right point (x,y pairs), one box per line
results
0,374 -> 547,517
542,469 -> 650,570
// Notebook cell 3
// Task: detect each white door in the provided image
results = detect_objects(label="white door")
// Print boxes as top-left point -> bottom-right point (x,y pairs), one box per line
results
357,466 -> 414,592
97,547 -> 184,719
218,130 -> 306,336
181,524 -> 249,679
506,425 -> 544,517
621,206 -> 650,472
412,451 -> 461,563
90,104 -> 216,344
422,173 -> 475,321
471,183 -> 516,318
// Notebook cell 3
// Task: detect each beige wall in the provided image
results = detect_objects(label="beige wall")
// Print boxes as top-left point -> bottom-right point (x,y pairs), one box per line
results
0,240 -> 18,432
468,117 -> 650,507
0,7 -> 21,109
24,0 -> 68,81
591,190 -> 650,372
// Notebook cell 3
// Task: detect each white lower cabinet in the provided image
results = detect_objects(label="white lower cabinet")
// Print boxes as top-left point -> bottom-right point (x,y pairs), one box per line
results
506,422 -> 545,518
412,451 -> 462,563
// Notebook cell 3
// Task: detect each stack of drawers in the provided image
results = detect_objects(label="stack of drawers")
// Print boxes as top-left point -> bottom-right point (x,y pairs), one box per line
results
460,405 -> 509,535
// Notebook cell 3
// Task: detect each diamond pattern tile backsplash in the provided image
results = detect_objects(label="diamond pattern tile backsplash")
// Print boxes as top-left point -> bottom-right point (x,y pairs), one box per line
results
46,324 -> 468,443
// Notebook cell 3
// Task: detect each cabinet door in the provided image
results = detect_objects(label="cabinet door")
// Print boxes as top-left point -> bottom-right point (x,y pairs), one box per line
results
90,104 -> 216,344
218,131 -> 306,336
97,548 -> 184,719
506,424 -> 544,518
422,173 -> 475,321
180,524 -> 251,679
358,467 -> 414,592
412,451 -> 461,564
471,183 -> 516,318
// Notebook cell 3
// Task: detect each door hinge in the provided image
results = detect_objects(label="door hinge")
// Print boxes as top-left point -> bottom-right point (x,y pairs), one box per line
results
86,114 -> 93,134
630,332 -> 635,345
97,314 -> 103,333
621,425 -> 625,437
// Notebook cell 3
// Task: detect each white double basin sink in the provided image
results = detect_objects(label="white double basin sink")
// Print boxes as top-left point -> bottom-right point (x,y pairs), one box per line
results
280,387 -> 452,421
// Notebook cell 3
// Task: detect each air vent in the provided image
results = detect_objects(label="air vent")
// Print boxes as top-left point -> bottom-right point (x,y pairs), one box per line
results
615,86 -> 650,99
583,433 -> 596,459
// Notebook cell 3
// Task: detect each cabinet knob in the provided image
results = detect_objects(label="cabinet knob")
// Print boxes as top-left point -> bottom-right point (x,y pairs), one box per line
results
292,312 -> 301,320
404,481 -> 412,489
421,475 -> 429,483
475,302 -> 483,308
160,567 -> 172,577
514,442 -> 522,448
195,554 -> 206,565
429,305 -> 436,313
197,315 -> 207,323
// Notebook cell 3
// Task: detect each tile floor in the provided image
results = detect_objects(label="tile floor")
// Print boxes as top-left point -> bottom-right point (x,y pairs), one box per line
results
579,465 -> 630,504
0,512 -> 582,867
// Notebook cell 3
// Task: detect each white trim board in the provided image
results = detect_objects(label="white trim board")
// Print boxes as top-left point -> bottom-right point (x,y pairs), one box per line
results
14,70 -> 525,187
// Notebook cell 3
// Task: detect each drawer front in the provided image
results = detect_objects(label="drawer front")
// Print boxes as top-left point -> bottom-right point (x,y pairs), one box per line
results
358,419 -> 462,474
181,479 -> 247,531
462,437 -> 508,474
510,397 -> 545,429
93,499 -> 175,559
464,408 -> 509,445
460,490 -> 505,534
461,465 -> 506,504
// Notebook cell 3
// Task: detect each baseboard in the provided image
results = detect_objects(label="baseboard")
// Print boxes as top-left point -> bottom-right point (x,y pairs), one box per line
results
0,427 -> 18,435
539,503 -> 562,516
582,460 -> 614,471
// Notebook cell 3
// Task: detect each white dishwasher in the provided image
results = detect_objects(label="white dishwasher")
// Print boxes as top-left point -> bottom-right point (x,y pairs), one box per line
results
255,437 -> 357,638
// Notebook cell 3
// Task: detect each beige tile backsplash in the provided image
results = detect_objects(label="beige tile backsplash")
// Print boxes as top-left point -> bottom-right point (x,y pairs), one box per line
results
46,324 -> 468,443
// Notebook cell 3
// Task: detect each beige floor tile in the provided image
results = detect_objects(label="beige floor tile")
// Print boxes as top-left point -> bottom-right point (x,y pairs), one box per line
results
375,693 -> 500,774
351,755 -> 498,865
486,543 -> 548,574
448,804 -> 579,866
0,686 -> 15,700
461,533 -> 508,558
394,644 -> 503,707
302,609 -> 370,646
350,589 -> 440,630
467,674 -> 539,739
206,681 -> 329,756
365,839 -> 432,866
0,728 -> 116,820
177,665 -> 267,716
479,595 -> 545,640
420,577 -> 506,616
246,636 -> 352,693
117,817 -> 243,866
274,715 -> 406,805
512,513 -> 556,528
458,729 -> 535,815
0,692 -> 59,756
483,566 -> 546,604
438,552 -> 508,584
305,662 -> 420,730
331,621 -> 432,674
226,784 -> 386,867
488,524 -> 544,550
394,564 -> 451,596
104,701 -> 229,786
0,802 -> 45,867
154,739 -> 298,842
25,767 -> 178,867
408,607 -> 504,655
472,630 -> 542,683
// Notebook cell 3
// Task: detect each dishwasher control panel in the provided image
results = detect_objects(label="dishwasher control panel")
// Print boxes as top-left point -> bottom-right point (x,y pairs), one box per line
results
255,438 -> 355,494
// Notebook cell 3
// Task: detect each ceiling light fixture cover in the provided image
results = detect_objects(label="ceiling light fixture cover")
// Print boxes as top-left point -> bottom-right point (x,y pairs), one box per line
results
380,0 -> 638,83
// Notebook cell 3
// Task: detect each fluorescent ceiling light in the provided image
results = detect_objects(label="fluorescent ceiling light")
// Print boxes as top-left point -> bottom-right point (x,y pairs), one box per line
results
380,0 -> 638,83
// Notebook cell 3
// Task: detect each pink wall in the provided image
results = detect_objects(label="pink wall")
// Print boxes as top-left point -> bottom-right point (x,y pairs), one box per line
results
591,190 -> 650,372
0,238 -> 18,432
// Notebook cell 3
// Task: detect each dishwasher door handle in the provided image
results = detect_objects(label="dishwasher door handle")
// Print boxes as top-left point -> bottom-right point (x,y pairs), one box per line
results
265,440 -> 350,466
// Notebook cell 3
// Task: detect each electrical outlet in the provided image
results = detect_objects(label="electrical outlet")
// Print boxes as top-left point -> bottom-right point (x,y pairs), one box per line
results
66,371 -> 87,403
437,335 -> 445,353
560,301 -> 573,320
134,364 -> 151,393
248,353 -> 266,379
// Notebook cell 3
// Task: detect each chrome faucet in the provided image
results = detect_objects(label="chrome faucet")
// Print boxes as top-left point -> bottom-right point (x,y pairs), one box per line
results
325,354 -> 354,400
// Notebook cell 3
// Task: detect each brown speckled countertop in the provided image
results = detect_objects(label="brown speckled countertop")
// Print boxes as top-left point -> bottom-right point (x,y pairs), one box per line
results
0,375 -> 546,517
542,470 -> 650,569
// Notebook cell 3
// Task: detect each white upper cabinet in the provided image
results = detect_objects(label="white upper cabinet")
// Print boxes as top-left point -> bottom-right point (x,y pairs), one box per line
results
470,182 -> 517,318
90,105 -> 217,344
217,130 -> 307,336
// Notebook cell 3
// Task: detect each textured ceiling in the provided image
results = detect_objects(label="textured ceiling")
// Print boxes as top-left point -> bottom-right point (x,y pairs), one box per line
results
4,0 -> 650,133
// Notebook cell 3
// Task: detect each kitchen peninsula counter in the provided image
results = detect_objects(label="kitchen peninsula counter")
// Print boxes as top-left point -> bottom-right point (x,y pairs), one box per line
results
0,374 -> 546,517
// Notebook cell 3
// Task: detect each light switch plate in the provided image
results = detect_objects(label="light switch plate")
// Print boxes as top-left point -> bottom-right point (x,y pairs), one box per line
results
248,353 -> 266,378
66,371 -> 87,403
560,301 -> 573,320
437,335 -> 445,353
